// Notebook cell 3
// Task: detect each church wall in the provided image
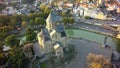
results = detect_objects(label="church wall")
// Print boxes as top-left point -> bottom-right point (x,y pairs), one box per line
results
50,32 -> 61,40
44,41 -> 53,53
55,47 -> 64,57
37,35 -> 45,49
51,37 -> 66,47
37,11 -> 67,55
59,37 -> 66,47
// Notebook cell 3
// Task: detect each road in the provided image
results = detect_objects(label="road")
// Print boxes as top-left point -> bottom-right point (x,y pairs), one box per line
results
70,12 -> 120,36
73,11 -> 120,25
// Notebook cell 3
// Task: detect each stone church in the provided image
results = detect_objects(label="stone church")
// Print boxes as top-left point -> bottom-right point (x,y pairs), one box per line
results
37,10 -> 67,57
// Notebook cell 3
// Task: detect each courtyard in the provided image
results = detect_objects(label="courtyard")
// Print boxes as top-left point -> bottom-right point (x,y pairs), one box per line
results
66,38 -> 113,68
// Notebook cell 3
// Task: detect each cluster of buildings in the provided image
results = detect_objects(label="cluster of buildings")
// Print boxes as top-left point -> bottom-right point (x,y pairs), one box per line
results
62,0 -> 119,20
73,0 -> 120,19
0,0 -> 56,15
0,0 -> 22,3
0,0 -> 40,15
20,11 -> 67,68
73,4 -> 107,20
1,5 -> 38,15
0,10 -> 67,67
37,10 -> 67,57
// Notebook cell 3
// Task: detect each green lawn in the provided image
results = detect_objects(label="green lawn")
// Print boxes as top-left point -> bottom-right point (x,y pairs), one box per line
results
40,62 -> 46,68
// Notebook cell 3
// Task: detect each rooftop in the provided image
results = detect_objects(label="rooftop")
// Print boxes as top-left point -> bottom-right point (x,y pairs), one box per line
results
46,10 -> 61,24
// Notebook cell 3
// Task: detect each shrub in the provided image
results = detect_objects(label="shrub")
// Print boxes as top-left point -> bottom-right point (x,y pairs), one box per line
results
84,16 -> 90,19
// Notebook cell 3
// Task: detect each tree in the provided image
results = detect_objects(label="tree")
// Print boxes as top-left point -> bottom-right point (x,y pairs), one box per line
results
89,62 -> 102,68
88,0 -> 93,3
41,18 -> 46,25
26,32 -> 36,42
21,21 -> 27,27
0,53 -> 7,65
7,47 -> 30,68
28,13 -> 36,20
12,14 -> 22,23
25,27 -> 36,42
0,4 -> 6,12
35,12 -> 43,17
84,16 -> 90,19
76,0 -> 82,2
113,38 -> 120,53
40,5 -> 51,17
62,17 -> 68,25
20,14 -> 28,21
35,17 -> 41,25
8,25 -> 14,30
44,6 -> 51,18
9,2 -> 16,7
68,17 -> 75,24
0,15 -> 10,26
40,4 -> 45,12
10,19 -> 17,26
64,0 -> 68,2
87,53 -> 111,68
35,17 -> 46,26
62,12 -> 66,17
0,26 -> 8,32
5,34 -> 20,47
25,27 -> 33,36
43,12 -> 50,19
44,6 -> 51,14
0,31 -> 7,40
29,19 -> 35,27
22,0 -> 34,3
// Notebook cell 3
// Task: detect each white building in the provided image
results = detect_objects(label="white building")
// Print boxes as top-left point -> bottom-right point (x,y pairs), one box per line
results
8,7 -> 15,14
73,6 -> 84,16
73,5 -> 106,20
4,0 -> 22,3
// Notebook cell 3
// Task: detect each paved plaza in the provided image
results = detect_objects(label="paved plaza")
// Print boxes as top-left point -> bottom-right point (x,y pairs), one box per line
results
32,38 -> 114,68
66,38 -> 113,68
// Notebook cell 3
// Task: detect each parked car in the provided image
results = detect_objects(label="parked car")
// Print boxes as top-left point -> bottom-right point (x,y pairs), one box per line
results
112,18 -> 117,21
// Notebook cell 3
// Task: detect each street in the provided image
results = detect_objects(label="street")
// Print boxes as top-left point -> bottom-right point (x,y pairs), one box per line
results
69,12 -> 120,37
72,11 -> 120,25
